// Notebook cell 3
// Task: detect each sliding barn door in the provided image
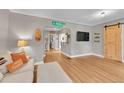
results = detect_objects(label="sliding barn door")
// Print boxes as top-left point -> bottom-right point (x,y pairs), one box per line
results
104,25 -> 122,61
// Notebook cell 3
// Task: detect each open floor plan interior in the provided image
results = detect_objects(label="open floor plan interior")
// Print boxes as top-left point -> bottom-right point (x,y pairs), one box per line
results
45,50 -> 124,83
1,9 -> 124,83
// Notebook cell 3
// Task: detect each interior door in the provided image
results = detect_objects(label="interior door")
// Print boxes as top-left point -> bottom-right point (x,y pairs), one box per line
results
104,25 -> 121,61
114,25 -> 122,61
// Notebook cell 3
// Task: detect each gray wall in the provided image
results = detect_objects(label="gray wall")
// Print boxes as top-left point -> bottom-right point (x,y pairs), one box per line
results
3,10 -> 124,62
60,28 -> 72,56
92,25 -> 104,55
70,24 -> 92,56
8,12 -> 50,62
0,10 -> 94,59
92,18 -> 124,59
0,10 -> 9,54
60,23 -> 93,57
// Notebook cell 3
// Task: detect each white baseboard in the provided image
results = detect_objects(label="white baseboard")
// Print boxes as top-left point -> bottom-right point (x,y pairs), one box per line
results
92,53 -> 104,58
61,51 -> 104,58
60,51 -> 124,63
34,61 -> 44,65
71,53 -> 93,58
61,51 -> 72,58
122,60 -> 124,63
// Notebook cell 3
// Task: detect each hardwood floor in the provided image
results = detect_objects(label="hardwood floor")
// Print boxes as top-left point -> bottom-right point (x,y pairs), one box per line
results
44,51 -> 124,83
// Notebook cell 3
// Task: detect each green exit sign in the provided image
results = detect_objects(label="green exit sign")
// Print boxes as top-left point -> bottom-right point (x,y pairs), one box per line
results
52,21 -> 65,29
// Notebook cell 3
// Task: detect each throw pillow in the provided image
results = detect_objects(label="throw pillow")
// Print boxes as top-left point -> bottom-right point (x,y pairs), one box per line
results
11,52 -> 28,64
7,59 -> 23,73
20,53 -> 28,64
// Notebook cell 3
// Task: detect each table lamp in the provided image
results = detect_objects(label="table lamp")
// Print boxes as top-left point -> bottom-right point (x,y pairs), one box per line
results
17,40 -> 28,52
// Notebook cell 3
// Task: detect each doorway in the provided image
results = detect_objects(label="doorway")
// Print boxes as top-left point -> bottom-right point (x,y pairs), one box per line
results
44,31 -> 61,52
104,24 -> 122,61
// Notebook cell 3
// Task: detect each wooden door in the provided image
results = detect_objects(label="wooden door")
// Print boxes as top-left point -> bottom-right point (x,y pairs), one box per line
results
104,25 -> 121,61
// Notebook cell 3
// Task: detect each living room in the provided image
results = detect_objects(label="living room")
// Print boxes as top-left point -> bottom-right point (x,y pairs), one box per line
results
1,9 -> 124,83
1,0 -> 124,93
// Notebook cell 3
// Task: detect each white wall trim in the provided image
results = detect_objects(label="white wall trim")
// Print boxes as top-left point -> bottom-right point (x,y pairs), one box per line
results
122,60 -> 124,63
61,51 -> 104,58
92,53 -> 104,58
61,51 -> 72,58
71,53 -> 93,58
34,61 -> 44,65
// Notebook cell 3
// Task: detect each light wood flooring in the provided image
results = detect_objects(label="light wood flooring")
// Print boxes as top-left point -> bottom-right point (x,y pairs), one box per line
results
44,50 -> 124,83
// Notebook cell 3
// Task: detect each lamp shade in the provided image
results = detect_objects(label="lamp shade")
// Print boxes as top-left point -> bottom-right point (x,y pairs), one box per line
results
17,40 -> 28,47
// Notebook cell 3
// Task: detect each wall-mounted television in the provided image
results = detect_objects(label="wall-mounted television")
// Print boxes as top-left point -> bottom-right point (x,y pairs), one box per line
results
76,31 -> 89,41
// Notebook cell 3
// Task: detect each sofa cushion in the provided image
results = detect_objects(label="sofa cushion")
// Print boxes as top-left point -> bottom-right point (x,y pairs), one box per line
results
37,62 -> 72,83
12,59 -> 34,74
7,59 -> 23,73
1,71 -> 33,83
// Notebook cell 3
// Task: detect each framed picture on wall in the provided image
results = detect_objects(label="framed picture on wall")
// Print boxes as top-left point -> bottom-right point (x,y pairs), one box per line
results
35,28 -> 42,41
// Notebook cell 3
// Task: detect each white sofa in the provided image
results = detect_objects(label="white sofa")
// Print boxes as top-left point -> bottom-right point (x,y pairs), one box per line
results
0,52 -> 72,83
0,59 -> 34,83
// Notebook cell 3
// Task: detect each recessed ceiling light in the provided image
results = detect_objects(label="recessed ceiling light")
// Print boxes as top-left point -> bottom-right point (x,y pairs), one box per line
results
100,10 -> 112,17
94,10 -> 115,18
100,12 -> 105,16
99,11 -> 107,17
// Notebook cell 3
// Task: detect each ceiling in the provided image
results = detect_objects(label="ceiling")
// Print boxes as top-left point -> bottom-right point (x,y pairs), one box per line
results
10,9 -> 124,26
